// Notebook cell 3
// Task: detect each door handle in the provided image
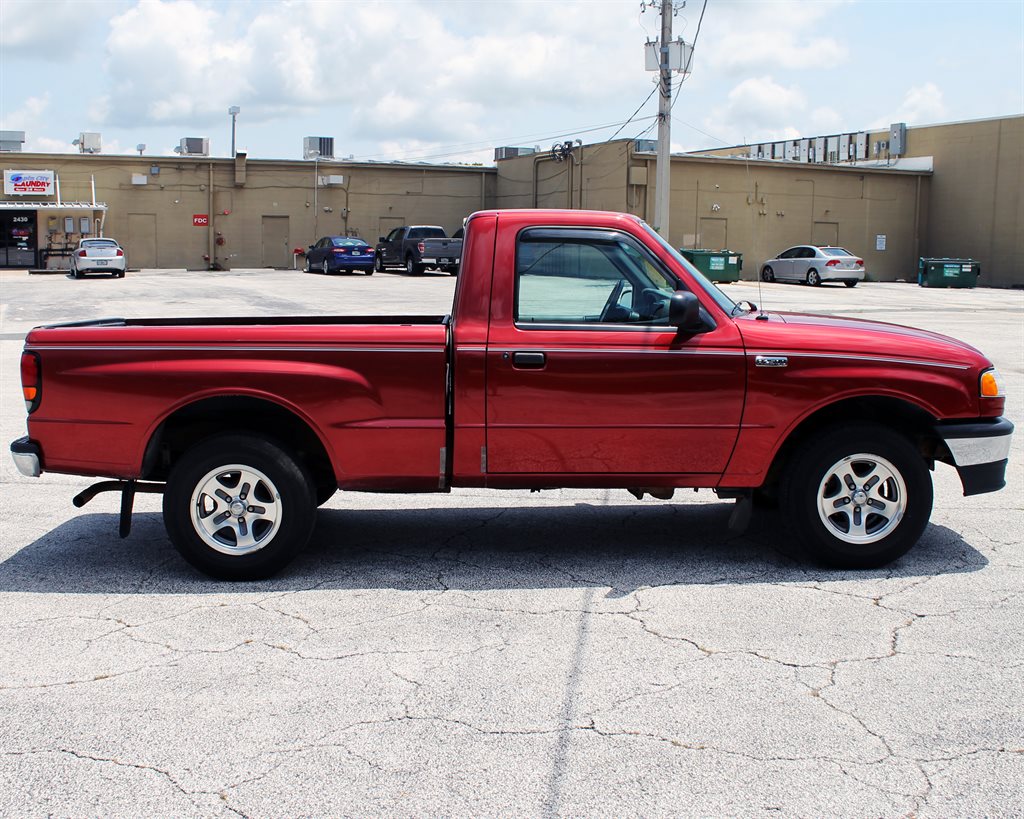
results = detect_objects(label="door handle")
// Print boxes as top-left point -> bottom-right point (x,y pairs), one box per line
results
511,351 -> 546,369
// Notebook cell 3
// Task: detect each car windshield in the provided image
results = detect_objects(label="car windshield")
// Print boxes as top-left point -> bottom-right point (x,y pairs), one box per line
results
332,238 -> 368,247
639,222 -> 739,315
82,239 -> 118,248
409,227 -> 446,239
820,247 -> 853,256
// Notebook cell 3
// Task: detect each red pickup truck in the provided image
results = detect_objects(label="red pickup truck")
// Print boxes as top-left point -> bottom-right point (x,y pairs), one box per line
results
11,209 -> 1012,580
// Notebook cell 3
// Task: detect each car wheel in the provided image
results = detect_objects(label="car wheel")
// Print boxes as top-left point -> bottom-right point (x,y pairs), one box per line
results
304,258 -> 312,273
780,423 -> 932,569
807,269 -> 822,286
163,433 -> 316,580
322,260 -> 330,275
844,280 -> 858,288
761,265 -> 775,282
405,256 -> 424,275
374,254 -> 385,273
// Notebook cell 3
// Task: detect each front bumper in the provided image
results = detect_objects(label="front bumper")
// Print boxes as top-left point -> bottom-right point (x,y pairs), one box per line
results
10,436 -> 42,478
936,417 -> 1014,496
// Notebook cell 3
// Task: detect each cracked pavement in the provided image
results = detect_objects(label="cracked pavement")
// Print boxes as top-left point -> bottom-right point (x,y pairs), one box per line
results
1,269 -> 1021,816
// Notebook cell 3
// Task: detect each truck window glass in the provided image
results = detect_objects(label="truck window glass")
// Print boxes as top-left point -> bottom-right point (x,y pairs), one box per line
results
515,230 -> 676,326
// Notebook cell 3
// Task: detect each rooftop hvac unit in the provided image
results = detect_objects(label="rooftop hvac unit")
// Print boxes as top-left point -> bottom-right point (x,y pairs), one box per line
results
75,132 -> 102,154
634,139 -> 657,153
0,130 -> 25,152
304,136 -> 334,160
494,147 -> 521,161
177,137 -> 209,156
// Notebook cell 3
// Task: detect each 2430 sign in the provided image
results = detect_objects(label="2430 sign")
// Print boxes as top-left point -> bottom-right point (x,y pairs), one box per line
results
4,170 -> 55,196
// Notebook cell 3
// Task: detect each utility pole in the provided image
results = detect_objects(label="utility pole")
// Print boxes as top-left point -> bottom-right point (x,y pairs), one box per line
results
654,0 -> 673,239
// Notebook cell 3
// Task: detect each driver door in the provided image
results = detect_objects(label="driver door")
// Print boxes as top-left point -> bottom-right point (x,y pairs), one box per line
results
484,227 -> 745,477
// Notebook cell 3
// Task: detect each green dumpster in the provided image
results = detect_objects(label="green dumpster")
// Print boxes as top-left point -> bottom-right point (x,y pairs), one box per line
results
680,248 -> 742,283
918,257 -> 980,288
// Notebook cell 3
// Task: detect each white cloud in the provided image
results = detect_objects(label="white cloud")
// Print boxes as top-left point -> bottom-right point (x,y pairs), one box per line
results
894,83 -> 948,126
701,0 -> 851,74
92,0 -> 644,149
0,0 -> 112,58
705,76 -> 807,143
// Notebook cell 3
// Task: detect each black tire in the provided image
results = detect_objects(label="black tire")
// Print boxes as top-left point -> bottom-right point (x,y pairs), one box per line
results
780,423 -> 932,569
761,265 -> 774,283
365,267 -> 374,276
163,434 -> 316,580
807,268 -> 821,286
405,256 -> 424,276
844,280 -> 858,288
374,254 -> 385,273
322,260 -> 330,275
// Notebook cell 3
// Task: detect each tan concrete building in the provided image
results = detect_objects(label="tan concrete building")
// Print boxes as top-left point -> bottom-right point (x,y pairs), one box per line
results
0,153 -> 494,270
494,140 -> 931,283
688,115 -> 1023,287
2,114 -> 1019,286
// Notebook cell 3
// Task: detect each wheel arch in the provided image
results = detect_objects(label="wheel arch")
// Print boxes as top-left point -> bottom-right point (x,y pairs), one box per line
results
760,395 -> 940,497
141,394 -> 335,494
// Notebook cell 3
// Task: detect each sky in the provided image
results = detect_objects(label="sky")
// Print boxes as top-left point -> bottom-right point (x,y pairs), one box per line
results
1,0 -> 1022,165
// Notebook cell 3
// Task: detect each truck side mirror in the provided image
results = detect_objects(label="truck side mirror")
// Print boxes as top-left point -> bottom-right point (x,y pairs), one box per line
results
669,291 -> 705,333
378,237 -> 386,243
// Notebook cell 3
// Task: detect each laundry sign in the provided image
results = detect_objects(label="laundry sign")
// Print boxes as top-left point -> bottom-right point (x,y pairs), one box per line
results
4,169 -> 55,196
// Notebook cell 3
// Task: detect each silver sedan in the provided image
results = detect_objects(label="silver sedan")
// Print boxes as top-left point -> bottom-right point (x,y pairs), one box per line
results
69,237 -> 127,279
760,245 -> 865,287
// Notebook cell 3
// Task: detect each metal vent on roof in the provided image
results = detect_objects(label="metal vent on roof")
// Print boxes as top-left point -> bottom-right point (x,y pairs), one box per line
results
304,137 -> 334,160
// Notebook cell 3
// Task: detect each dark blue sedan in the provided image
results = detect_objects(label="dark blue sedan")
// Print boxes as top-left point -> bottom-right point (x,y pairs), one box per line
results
305,236 -> 375,275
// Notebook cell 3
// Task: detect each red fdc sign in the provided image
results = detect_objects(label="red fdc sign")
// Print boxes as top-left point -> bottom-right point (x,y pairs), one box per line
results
193,214 -> 209,227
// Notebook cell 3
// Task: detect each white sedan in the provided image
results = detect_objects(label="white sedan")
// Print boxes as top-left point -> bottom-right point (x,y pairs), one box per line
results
760,245 -> 865,287
70,237 -> 126,278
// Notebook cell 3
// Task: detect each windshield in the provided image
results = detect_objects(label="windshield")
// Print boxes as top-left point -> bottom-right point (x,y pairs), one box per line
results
639,222 -> 738,315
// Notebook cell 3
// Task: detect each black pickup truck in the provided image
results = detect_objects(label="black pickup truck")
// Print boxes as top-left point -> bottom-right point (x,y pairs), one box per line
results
374,225 -> 461,275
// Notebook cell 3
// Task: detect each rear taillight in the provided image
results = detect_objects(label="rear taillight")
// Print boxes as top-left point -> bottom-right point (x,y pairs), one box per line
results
825,259 -> 840,266
78,249 -> 87,257
333,247 -> 347,254
417,242 -> 425,253
21,351 -> 41,413
116,249 -> 124,257
855,259 -> 863,266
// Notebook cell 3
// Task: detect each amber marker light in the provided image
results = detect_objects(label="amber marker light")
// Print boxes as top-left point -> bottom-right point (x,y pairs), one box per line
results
980,369 -> 1003,398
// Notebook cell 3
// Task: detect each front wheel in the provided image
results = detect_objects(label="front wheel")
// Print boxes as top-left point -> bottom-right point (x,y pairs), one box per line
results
163,434 -> 316,580
374,254 -> 385,273
322,260 -> 330,275
780,423 -> 932,568
760,265 -> 774,282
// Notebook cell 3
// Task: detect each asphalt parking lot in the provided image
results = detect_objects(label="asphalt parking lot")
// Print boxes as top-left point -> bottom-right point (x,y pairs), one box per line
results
1,266 -> 1022,816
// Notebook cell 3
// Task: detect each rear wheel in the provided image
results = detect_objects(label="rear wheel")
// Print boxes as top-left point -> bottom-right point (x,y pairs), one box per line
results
761,265 -> 774,282
780,423 -> 932,568
405,256 -> 424,275
807,269 -> 821,286
163,434 -> 316,580
844,280 -> 858,288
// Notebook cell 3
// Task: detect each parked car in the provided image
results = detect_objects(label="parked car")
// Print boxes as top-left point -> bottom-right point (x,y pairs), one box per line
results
374,226 -> 457,275
69,238 -> 126,278
11,209 -> 1011,580
760,246 -> 864,287
304,236 -> 374,275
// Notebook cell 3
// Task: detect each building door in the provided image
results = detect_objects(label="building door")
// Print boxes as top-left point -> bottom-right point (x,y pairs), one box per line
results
126,213 -> 157,268
812,221 -> 839,247
0,210 -> 38,267
377,216 -> 404,242
261,216 -> 290,268
698,217 -> 727,249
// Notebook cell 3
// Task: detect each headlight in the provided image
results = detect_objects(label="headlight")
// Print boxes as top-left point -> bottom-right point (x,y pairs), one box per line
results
980,368 -> 1004,398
